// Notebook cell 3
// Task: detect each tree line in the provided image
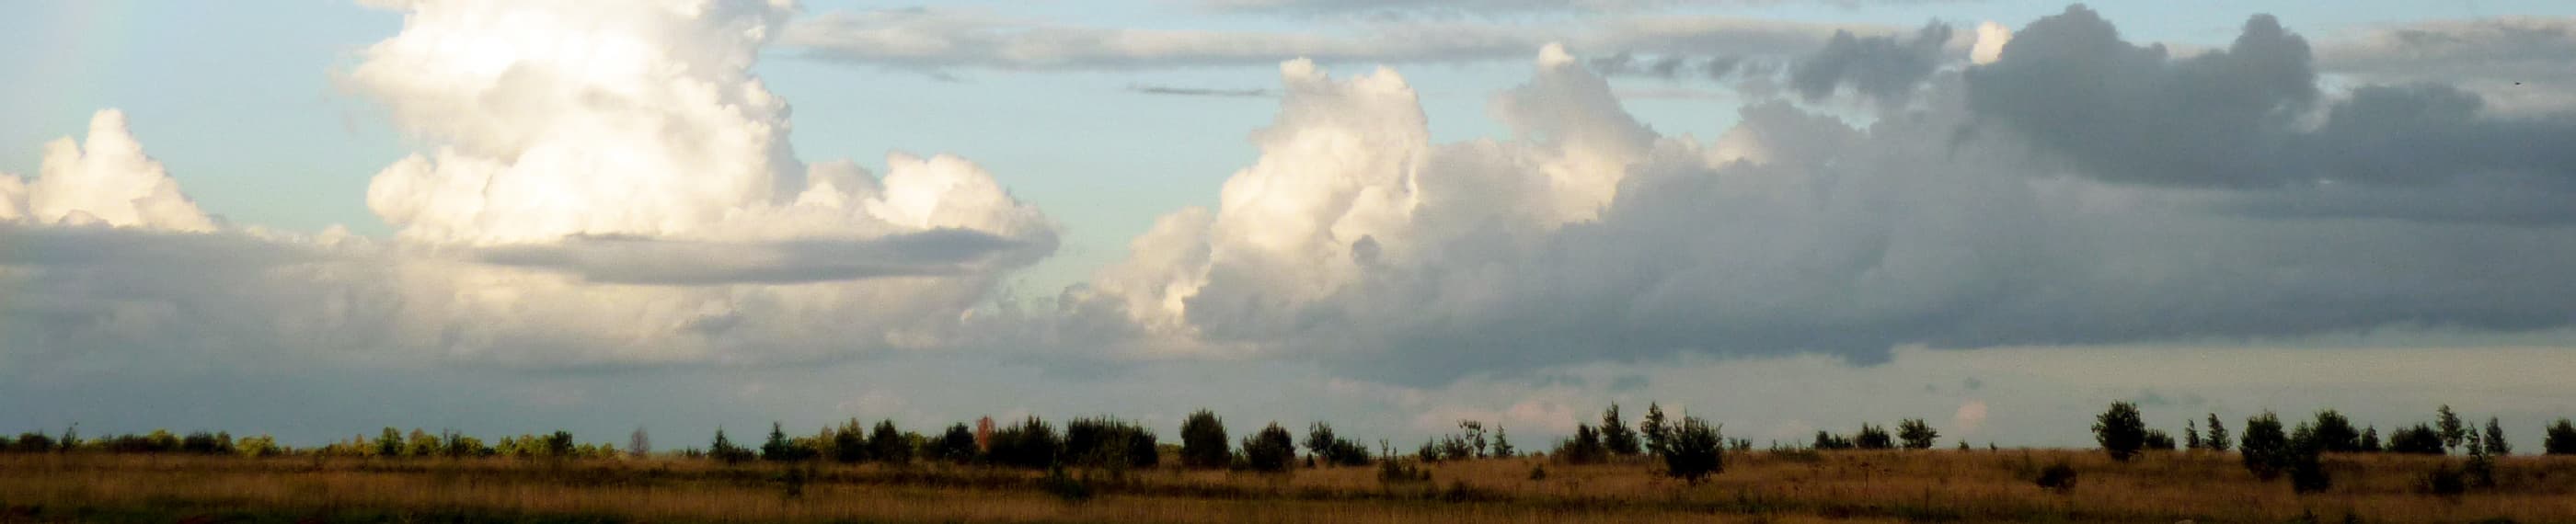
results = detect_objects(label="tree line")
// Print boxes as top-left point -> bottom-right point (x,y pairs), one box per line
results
13,403 -> 2573,491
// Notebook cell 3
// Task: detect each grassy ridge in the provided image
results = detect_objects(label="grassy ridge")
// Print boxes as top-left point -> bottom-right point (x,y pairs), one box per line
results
4,450 -> 2572,523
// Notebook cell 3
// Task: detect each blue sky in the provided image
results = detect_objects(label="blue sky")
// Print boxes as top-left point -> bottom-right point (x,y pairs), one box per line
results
4,1 -> 2575,449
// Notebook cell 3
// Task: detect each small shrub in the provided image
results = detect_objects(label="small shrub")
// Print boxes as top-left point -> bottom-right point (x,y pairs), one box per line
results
1377,458 -> 1432,484
1043,464 -> 1094,504
1896,418 -> 1939,450
1527,463 -> 1547,481
2421,463 -> 2468,496
2034,461 -> 2078,493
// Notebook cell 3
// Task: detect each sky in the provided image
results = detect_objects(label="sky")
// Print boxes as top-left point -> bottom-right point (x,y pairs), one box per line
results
3,0 -> 2574,451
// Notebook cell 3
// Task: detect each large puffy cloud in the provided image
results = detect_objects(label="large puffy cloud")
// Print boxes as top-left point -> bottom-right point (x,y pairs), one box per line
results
4,0 -> 1061,370
1064,7 -> 2576,384
0,110 -> 216,232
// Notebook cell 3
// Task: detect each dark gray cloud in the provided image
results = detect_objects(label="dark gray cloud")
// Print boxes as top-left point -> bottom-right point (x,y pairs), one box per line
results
1963,6 -> 2576,224
1789,22 -> 1951,106
476,229 -> 1036,286
1127,84 -> 1277,97
782,6 -> 1883,71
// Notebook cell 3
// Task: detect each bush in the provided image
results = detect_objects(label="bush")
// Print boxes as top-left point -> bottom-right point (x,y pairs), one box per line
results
1377,457 -> 1432,484
1241,422 -> 1297,473
2389,424 -> 2445,455
1854,424 -> 1893,450
1179,409 -> 1229,469
2034,461 -> 2078,493
1812,430 -> 1854,450
1064,417 -> 1157,469
1896,418 -> 1939,450
988,416 -> 1063,469
2422,462 -> 2468,496
2241,412 -> 2290,480
1662,416 -> 1724,484
2142,429 -> 2176,451
1554,424 -> 1607,464
2093,402 -> 2146,461
1304,423 -> 1371,467
831,419 -> 868,463
10,432 -> 55,453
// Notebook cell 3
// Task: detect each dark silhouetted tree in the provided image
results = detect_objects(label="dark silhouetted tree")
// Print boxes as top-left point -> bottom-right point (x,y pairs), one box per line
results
832,419 -> 868,463
1662,416 -> 1724,484
2389,424 -> 2445,455
1458,420 -> 1489,458
2185,420 -> 2202,450
1490,426 -> 1516,458
760,423 -> 810,461
2309,410 -> 2362,452
1601,404 -> 1640,456
2484,417 -> 2510,456
2203,414 -> 2231,452
869,420 -> 912,464
1180,409 -> 1229,469
1556,424 -> 1607,464
2549,418 -> 2576,455
1242,422 -> 1296,473
1640,402 -> 1672,457
1896,418 -> 1939,450
934,423 -> 979,464
988,416 -> 1062,469
2240,412 -> 2289,480
2437,404 -> 2466,453
1304,423 -> 1340,462
1812,431 -> 1854,450
2360,426 -> 2383,452
628,427 -> 650,458
710,428 -> 753,465
2093,402 -> 2146,461
2143,429 -> 2176,450
1855,424 -> 1893,450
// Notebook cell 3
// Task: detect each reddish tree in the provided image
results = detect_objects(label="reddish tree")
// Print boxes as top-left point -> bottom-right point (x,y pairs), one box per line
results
975,416 -> 995,451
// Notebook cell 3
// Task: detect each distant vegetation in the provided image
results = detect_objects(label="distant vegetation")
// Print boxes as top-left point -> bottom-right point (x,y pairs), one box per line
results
7,402 -> 2576,523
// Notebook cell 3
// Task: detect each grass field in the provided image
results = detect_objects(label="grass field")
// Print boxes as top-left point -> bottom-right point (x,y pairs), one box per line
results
3,450 -> 2570,523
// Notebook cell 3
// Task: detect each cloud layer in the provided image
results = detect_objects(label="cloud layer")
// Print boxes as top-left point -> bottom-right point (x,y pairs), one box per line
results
1058,6 -> 2576,384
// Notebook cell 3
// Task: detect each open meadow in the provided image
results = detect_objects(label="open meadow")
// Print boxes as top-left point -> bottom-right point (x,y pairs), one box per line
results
6,450 -> 2573,524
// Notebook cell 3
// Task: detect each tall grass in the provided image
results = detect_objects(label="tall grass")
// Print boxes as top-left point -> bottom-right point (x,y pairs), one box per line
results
3,450 -> 2570,523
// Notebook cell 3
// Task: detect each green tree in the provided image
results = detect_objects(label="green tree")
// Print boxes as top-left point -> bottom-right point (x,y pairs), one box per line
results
236,434 -> 280,457
988,416 -> 1063,469
832,419 -> 868,463
2483,417 -> 2511,456
2308,410 -> 2362,452
543,430 -> 576,458
1179,409 -> 1230,469
2184,419 -> 2202,450
761,423 -> 801,461
376,427 -> 405,458
710,428 -> 753,465
1640,402 -> 1672,457
1896,418 -> 1939,450
1600,404 -> 1640,456
2093,402 -> 2146,461
2360,426 -> 2383,452
1490,426 -> 1516,458
2203,414 -> 2231,452
2239,412 -> 2289,479
1855,423 -> 1893,450
1304,422 -> 1340,462
1662,416 -> 1724,484
2546,418 -> 2576,455
1242,422 -> 1296,473
2436,404 -> 2466,453
869,420 -> 912,464
933,423 -> 979,463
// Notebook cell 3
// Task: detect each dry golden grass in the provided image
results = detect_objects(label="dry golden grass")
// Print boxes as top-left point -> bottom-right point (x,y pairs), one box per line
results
3,450 -> 2570,523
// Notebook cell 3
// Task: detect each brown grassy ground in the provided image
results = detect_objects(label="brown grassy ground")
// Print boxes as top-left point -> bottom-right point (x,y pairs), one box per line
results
3,450 -> 2571,523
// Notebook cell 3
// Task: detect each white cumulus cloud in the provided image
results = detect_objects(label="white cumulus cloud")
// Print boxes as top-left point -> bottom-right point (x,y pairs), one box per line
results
0,109 -> 216,232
